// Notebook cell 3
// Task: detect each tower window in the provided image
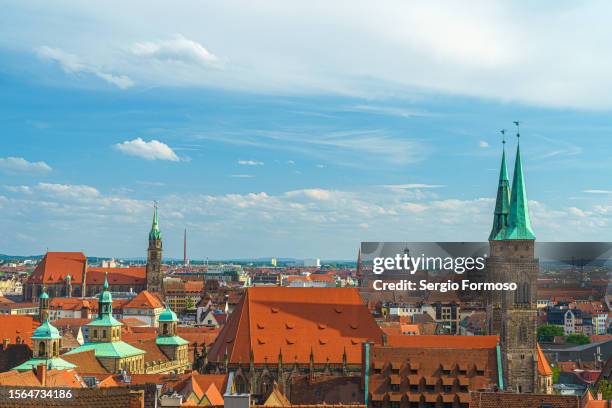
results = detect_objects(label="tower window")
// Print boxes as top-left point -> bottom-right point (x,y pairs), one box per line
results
39,341 -> 46,356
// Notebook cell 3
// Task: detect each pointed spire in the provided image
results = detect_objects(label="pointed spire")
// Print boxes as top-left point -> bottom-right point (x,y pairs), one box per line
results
149,201 -> 162,241
103,272 -> 109,291
489,130 -> 511,241
506,122 -> 536,240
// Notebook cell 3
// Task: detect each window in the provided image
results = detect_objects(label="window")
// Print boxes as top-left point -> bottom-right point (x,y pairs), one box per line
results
39,341 -> 46,356
93,329 -> 98,339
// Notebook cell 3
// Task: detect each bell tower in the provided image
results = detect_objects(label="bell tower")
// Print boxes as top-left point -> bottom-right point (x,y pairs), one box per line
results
146,202 -> 164,296
486,123 -> 538,393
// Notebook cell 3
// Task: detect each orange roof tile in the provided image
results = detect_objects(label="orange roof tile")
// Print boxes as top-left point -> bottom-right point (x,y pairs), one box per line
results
87,267 -> 146,285
0,315 -> 38,347
29,252 -> 87,284
537,344 -> 553,376
209,287 -> 384,365
124,290 -> 163,309
62,349 -> 109,374
386,335 -> 499,349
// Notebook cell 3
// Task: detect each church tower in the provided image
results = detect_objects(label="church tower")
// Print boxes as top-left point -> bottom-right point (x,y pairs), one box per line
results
486,124 -> 538,393
146,202 -> 163,295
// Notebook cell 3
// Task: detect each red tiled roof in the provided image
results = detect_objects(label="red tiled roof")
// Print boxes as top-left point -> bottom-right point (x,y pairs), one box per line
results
386,335 -> 499,349
124,290 -> 163,309
63,349 -> 109,374
537,344 -> 553,376
87,267 -> 146,285
209,287 -> 384,365
29,252 -> 87,284
0,315 -> 38,347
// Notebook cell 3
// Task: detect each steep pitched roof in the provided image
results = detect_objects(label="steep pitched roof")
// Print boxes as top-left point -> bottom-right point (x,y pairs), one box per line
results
489,145 -> 511,241
208,287 -> 384,365
28,252 -> 86,284
124,290 -> 163,309
537,344 -> 553,376
505,143 -> 536,240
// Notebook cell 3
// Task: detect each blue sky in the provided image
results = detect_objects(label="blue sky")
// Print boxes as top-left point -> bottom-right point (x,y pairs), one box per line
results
1,1 -> 612,259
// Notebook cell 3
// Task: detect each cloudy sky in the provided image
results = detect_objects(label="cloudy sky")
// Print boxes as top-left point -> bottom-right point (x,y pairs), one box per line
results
1,1 -> 612,259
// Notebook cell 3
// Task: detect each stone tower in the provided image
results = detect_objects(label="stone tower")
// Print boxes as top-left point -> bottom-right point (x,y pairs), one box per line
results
486,131 -> 539,393
146,202 -> 163,295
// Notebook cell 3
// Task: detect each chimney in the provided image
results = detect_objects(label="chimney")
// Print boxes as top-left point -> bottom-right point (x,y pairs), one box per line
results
36,363 -> 47,386
597,392 -> 603,400
2,338 -> 9,350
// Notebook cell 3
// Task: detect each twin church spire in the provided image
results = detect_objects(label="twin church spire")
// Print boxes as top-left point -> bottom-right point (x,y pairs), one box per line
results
489,123 -> 536,241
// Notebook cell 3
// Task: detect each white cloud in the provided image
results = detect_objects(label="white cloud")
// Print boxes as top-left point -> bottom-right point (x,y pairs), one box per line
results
479,140 -> 489,148
230,174 -> 255,178
0,157 -> 52,175
36,46 -> 134,89
37,183 -> 100,199
384,184 -> 445,190
131,34 -> 218,65
114,138 -> 179,161
583,189 -> 612,194
8,2 -> 612,107
238,160 -> 264,166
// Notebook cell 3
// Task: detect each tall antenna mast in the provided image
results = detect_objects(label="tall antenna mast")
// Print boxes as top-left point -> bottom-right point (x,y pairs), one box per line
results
183,228 -> 188,272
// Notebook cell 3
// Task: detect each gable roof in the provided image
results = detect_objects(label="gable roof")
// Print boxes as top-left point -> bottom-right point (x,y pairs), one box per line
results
29,252 -> 86,284
208,287 -> 383,365
124,290 -> 163,309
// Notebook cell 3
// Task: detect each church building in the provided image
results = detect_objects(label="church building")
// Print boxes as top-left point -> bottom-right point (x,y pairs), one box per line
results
486,127 -> 552,394
23,203 -> 165,300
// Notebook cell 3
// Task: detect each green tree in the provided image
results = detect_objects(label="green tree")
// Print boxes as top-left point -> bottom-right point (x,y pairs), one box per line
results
565,333 -> 590,345
552,366 -> 560,384
185,297 -> 195,311
538,324 -> 564,342
596,379 -> 612,400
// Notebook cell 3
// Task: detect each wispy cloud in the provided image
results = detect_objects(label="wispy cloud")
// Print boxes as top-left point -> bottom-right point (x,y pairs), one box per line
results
238,160 -> 264,166
583,189 -> 612,194
383,183 -> 445,190
230,174 -> 255,178
36,46 -> 134,89
478,140 -> 489,148
0,157 -> 52,175
114,138 -> 179,161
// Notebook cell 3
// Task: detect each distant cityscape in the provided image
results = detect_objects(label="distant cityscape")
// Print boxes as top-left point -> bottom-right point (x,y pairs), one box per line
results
0,137 -> 610,407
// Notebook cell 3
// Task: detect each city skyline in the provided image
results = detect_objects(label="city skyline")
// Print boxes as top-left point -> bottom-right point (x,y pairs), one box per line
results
2,2 -> 612,259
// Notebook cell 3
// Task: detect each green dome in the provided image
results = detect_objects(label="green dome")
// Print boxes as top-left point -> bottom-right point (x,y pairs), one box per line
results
39,291 -> 49,299
159,306 -> 178,322
32,321 -> 60,340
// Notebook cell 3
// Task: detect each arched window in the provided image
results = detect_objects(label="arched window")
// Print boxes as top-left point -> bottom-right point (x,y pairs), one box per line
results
103,329 -> 107,339
39,341 -> 46,356
93,329 -> 98,339
52,341 -> 58,356
163,324 -> 168,336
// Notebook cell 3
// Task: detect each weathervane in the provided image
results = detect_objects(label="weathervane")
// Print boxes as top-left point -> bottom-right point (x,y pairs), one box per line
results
513,121 -> 521,139
500,129 -> 507,146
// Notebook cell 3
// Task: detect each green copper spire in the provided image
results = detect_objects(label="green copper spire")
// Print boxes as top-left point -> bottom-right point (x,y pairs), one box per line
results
489,132 -> 511,241
99,272 -> 113,315
505,126 -> 536,240
149,202 -> 162,241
